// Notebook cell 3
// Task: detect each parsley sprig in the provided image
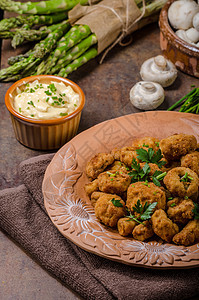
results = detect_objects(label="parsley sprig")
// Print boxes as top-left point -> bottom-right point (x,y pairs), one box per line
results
126,200 -> 157,224
111,198 -> 123,207
128,159 -> 166,186
136,147 -> 166,168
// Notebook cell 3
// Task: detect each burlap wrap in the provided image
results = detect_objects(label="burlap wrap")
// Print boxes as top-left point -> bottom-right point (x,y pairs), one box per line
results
69,0 -> 142,54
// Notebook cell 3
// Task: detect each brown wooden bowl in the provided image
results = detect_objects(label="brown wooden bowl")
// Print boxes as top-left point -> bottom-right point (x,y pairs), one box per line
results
159,0 -> 199,78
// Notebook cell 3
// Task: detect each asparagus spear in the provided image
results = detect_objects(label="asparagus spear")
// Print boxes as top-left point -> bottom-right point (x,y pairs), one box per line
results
57,46 -> 98,77
36,24 -> 91,74
51,33 -> 98,74
8,50 -> 34,65
11,23 -> 61,48
0,0 -> 88,14
0,12 -> 68,31
0,21 -> 70,81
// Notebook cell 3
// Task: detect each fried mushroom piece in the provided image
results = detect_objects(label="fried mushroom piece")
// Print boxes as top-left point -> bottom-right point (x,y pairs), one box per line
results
132,136 -> 160,151
118,147 -> 139,167
98,171 -> 131,194
84,179 -> 99,197
181,151 -> 199,176
163,167 -> 199,198
117,217 -> 137,236
90,191 -> 107,207
173,220 -> 199,246
151,209 -> 179,243
126,182 -> 166,212
85,153 -> 114,180
106,160 -> 128,174
159,134 -> 197,161
167,198 -> 195,225
95,194 -> 126,227
132,220 -> 154,241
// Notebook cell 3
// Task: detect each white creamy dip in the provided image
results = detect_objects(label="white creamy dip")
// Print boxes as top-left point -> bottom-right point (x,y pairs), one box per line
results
13,80 -> 80,119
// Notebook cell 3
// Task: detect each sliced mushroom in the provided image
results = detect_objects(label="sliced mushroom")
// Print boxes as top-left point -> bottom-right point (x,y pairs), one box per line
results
129,81 -> 165,110
140,55 -> 178,87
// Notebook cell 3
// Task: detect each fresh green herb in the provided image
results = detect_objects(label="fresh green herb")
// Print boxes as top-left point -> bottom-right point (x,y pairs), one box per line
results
128,160 -> 150,183
110,178 -> 114,181
27,100 -> 34,107
192,203 -> 199,219
136,147 -> 166,168
26,107 -> 30,110
168,197 -> 173,200
184,196 -> 189,200
142,143 -> 149,147
46,97 -> 49,102
59,98 -> 63,102
48,83 -> 57,93
30,88 -> 35,93
30,114 -> 34,117
106,171 -> 116,177
74,103 -> 77,107
170,203 -> 176,207
25,83 -> 30,87
126,200 -> 157,224
152,170 -> 167,187
167,88 -> 199,114
155,142 -> 159,147
19,108 -> 21,112
52,96 -> 58,100
111,198 -> 123,207
62,93 -> 66,96
62,101 -> 65,104
45,90 -> 52,96
180,172 -> 193,182
60,112 -> 68,116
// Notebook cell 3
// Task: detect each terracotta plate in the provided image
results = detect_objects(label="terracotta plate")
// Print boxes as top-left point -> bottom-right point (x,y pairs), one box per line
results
42,111 -> 199,269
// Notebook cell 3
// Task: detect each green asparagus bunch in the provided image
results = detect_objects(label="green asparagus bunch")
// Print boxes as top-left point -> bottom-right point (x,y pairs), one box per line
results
0,12 -> 68,31
0,21 -> 70,81
0,0 -> 89,14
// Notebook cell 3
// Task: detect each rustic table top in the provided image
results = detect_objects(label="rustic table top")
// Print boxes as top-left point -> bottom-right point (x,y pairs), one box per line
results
0,14 -> 199,300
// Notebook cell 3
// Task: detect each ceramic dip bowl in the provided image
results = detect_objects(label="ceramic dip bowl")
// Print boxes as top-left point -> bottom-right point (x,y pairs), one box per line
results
5,75 -> 85,150
159,0 -> 199,78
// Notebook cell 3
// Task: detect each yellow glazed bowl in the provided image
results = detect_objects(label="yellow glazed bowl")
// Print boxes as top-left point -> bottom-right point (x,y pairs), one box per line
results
5,75 -> 85,150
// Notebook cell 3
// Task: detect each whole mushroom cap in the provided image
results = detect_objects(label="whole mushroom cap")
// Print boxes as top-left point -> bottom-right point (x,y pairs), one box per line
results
140,55 -> 178,87
193,12 -> 199,31
168,0 -> 199,30
129,81 -> 165,111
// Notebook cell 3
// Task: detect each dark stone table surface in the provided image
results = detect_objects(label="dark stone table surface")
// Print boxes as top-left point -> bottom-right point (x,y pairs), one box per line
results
0,20 -> 199,299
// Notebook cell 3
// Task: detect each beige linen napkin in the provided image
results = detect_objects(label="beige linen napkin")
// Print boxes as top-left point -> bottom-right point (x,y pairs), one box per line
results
0,154 -> 198,300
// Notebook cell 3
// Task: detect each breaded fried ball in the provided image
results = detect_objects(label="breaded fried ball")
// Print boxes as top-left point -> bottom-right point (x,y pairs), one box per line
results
117,217 -> 137,236
159,134 -> 197,161
132,220 -> 154,241
106,160 -> 128,174
95,194 -> 126,227
119,147 -> 139,167
111,148 -> 122,160
173,220 -> 199,246
84,179 -> 99,197
98,171 -> 131,194
151,209 -> 179,243
181,151 -> 199,176
132,136 -> 160,151
126,182 -> 166,212
163,167 -> 199,198
90,191 -> 107,207
86,153 -> 114,180
167,198 -> 195,224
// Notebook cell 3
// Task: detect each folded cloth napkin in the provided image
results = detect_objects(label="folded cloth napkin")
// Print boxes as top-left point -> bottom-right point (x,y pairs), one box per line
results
0,154 -> 199,300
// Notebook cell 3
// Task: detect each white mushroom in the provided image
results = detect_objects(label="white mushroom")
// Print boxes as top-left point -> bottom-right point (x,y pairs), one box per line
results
129,81 -> 165,111
140,55 -> 178,87
168,0 -> 199,30
176,28 -> 199,44
193,12 -> 199,31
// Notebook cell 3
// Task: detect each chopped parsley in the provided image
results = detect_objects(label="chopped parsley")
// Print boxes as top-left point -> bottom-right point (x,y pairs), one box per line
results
170,203 -> 176,207
45,90 -> 52,96
180,172 -> 193,182
60,112 -> 68,116
47,83 -> 57,93
19,108 -> 21,112
30,88 -> 35,93
111,198 -> 123,207
27,100 -> 34,107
